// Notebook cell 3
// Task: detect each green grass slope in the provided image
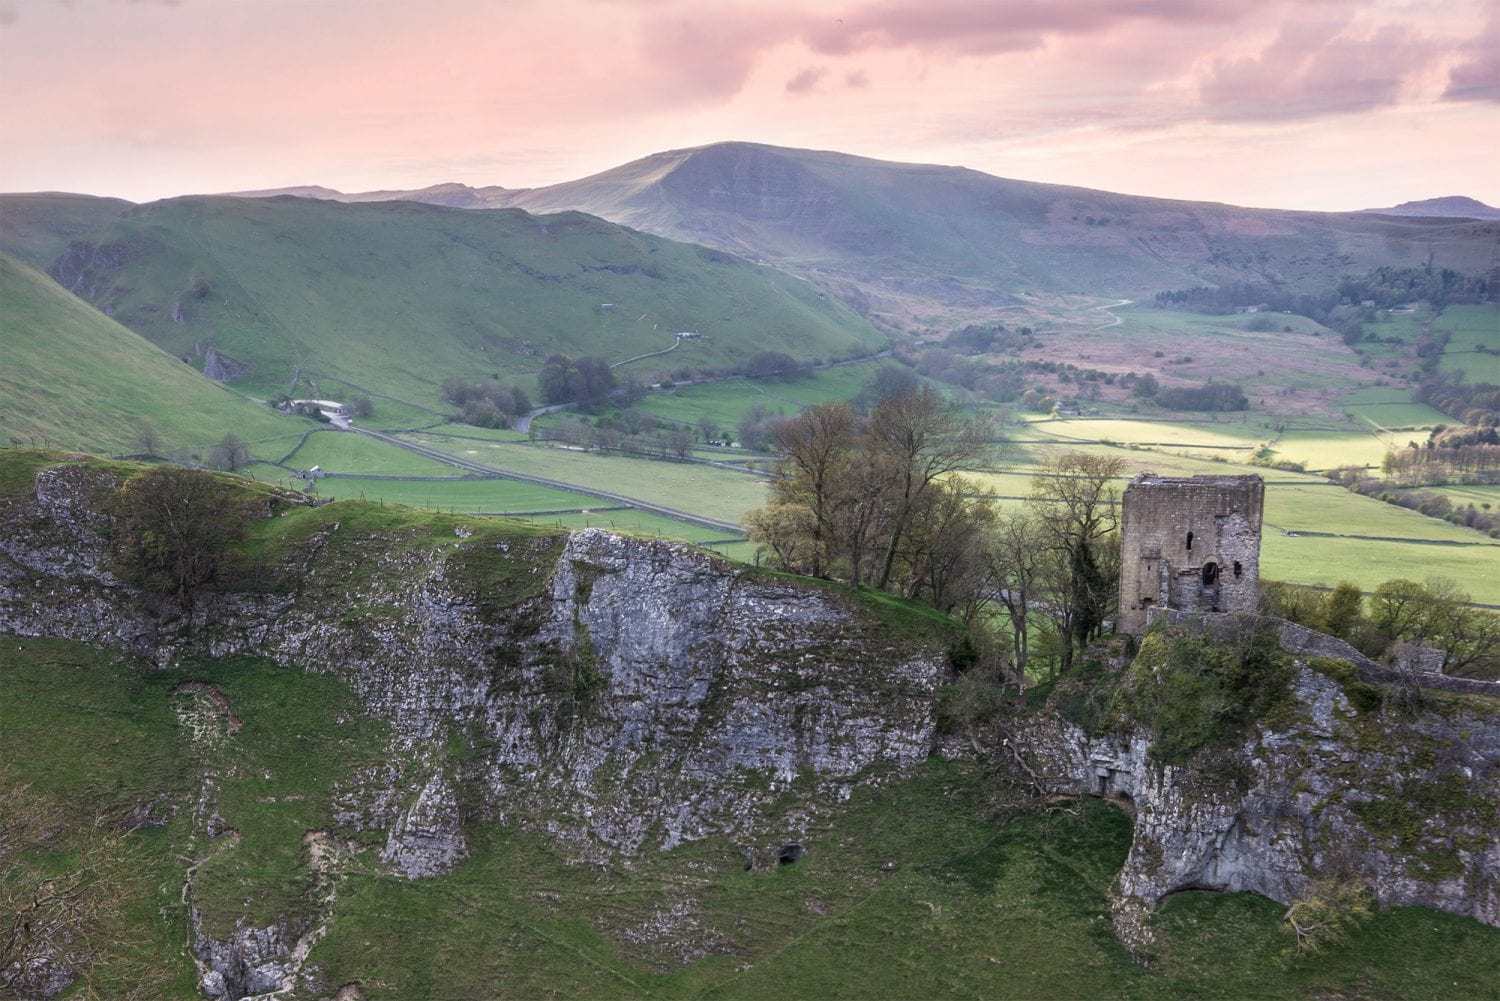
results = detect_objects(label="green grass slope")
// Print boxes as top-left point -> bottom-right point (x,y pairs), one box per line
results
0,191 -> 132,268
24,194 -> 884,406
0,251 -> 304,454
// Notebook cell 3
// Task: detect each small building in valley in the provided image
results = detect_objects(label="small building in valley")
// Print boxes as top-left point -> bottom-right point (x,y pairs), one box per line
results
1118,473 -> 1264,635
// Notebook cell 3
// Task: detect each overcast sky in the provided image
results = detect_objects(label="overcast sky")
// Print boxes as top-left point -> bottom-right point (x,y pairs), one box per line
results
2,0 -> 1497,210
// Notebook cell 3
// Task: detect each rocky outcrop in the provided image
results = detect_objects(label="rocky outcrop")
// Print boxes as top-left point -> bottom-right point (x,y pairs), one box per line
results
1014,625 -> 1500,954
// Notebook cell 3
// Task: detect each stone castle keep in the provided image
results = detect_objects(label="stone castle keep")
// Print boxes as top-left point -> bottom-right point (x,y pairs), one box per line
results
1118,474 -> 1265,635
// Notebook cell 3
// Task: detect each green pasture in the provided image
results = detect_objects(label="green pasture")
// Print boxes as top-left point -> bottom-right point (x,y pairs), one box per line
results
313,476 -> 602,514
1339,386 -> 1449,430
1437,304 -> 1500,383
634,361 -> 889,429
281,429 -> 455,475
401,433 -> 768,524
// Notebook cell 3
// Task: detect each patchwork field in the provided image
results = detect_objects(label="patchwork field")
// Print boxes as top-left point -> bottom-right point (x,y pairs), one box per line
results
1437,304 -> 1500,383
633,361 -> 891,428
1338,386 -> 1449,430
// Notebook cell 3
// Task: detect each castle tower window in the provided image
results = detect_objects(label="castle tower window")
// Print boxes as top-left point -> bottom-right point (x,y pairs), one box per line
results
1202,561 -> 1219,586
1186,531 -> 1194,552
1233,561 -> 1243,578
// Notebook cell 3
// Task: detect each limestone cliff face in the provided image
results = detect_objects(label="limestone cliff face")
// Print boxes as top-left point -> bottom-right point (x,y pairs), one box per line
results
7,457 -> 1500,992
1015,626 -> 1500,954
0,460 -> 947,996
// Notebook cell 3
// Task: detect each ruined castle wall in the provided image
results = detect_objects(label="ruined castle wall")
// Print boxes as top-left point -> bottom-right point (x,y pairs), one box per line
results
1119,475 -> 1264,634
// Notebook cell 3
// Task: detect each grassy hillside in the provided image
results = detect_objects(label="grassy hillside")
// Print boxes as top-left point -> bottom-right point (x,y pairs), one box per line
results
0,252 -> 304,455
12,194 -> 884,406
492,143 -> 1500,323
0,191 -> 131,268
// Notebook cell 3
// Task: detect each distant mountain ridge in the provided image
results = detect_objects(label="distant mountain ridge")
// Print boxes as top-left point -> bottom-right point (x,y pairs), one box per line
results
1360,196 -> 1500,221
215,142 -> 1500,325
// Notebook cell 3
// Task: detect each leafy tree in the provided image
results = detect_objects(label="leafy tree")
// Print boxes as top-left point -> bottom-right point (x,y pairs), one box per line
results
109,467 -> 247,608
347,396 -> 375,419
1321,582 -> 1364,639
133,424 -> 163,457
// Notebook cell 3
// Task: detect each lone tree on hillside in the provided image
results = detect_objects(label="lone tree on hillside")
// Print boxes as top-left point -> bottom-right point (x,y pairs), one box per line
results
133,424 -> 164,457
208,433 -> 251,472
109,467 -> 248,611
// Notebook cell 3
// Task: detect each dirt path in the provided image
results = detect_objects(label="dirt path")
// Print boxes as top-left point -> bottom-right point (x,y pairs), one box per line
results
1091,298 -> 1133,328
611,333 -> 684,370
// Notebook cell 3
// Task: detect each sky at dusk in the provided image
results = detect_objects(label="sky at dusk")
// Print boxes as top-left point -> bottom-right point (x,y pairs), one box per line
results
2,0 -> 1498,211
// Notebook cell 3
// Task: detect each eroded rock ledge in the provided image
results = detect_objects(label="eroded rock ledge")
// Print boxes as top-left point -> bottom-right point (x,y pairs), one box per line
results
1012,616 -> 1500,955
0,459 -> 948,995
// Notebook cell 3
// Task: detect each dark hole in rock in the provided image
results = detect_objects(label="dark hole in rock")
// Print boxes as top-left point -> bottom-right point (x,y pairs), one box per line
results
1233,561 -> 1243,578
778,843 -> 805,866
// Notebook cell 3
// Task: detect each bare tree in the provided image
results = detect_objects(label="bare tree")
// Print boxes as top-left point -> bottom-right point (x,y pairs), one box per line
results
768,403 -> 859,578
988,509 -> 1046,682
866,387 -> 989,590
1027,453 -> 1124,669
207,433 -> 251,472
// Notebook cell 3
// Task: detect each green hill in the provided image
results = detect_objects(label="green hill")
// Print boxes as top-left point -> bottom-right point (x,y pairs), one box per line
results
0,251 -> 303,455
229,143 -> 1500,327
493,143 -> 1500,324
0,191 -> 132,269
9,195 -> 884,406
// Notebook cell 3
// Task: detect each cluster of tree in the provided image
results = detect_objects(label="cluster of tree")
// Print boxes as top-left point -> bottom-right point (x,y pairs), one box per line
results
746,390 -> 1125,677
1263,578 -> 1500,679
735,403 -> 783,451
904,349 -> 1027,403
1377,436 -> 1500,486
544,411 -> 698,460
440,377 -> 532,428
940,323 -> 1035,356
745,388 -> 992,593
741,351 -> 809,379
1417,371 -> 1500,426
1330,464 -> 1500,538
538,355 -> 618,409
1155,266 -> 1497,319
1134,378 -> 1249,412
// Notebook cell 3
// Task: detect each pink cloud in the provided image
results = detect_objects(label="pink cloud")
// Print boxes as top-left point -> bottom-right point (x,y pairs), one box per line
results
1444,10 -> 1500,103
1198,19 -> 1439,122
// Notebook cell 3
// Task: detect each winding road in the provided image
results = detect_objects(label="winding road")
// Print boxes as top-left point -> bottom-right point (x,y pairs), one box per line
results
1092,298 -> 1133,328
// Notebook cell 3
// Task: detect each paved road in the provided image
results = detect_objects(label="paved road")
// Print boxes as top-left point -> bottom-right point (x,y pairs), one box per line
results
350,427 -> 745,535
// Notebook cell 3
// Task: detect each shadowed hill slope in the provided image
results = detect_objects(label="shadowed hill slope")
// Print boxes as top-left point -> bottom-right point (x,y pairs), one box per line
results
10,194 -> 882,405
494,143 -> 1500,319
0,251 -> 303,454
223,143 -> 1500,325
0,191 -> 133,269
